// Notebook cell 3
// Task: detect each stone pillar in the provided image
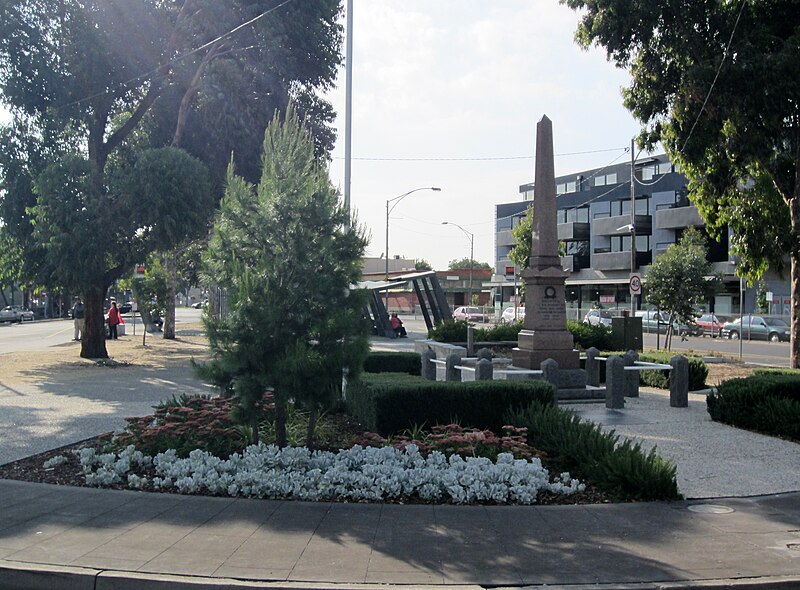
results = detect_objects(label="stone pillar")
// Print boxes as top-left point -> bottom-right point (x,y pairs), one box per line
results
445,353 -> 462,382
606,355 -> 625,409
670,355 -> 689,407
541,358 -> 559,390
421,349 -> 436,381
623,350 -> 639,398
585,347 -> 600,387
475,358 -> 493,381
477,348 -> 492,362
467,326 -> 475,357
512,116 -> 580,370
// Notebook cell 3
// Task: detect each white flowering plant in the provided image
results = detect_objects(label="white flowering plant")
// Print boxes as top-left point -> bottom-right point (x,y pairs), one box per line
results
72,442 -> 584,504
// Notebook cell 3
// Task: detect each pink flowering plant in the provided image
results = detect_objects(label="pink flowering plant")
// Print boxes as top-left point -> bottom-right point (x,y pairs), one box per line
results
115,392 -> 275,459
355,424 -> 540,461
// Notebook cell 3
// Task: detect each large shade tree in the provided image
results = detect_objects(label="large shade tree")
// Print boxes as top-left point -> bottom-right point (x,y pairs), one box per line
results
0,0 -> 343,356
562,0 -> 800,367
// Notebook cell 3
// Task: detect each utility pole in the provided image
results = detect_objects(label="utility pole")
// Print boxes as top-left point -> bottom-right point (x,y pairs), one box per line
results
630,137 -> 637,315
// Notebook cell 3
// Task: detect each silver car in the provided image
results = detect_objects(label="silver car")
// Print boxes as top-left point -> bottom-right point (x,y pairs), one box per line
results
0,305 -> 35,323
583,309 -> 613,327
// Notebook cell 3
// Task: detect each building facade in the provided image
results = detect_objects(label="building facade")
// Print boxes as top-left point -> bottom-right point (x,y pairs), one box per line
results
495,154 -> 792,319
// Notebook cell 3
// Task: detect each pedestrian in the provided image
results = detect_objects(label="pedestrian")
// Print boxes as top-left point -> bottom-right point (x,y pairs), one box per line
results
107,301 -> 121,340
71,297 -> 85,341
389,313 -> 407,338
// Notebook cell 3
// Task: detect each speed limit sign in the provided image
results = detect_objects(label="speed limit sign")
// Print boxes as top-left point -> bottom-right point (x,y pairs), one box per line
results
629,274 -> 642,295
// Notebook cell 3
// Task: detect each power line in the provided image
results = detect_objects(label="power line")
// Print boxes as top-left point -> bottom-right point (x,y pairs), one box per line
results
54,0 -> 295,112
334,146 -> 627,162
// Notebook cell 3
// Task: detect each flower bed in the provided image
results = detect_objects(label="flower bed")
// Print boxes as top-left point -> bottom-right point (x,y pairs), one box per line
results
62,443 -> 585,505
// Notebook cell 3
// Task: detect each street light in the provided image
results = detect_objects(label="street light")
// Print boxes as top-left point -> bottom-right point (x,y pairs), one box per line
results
442,221 -> 475,306
385,187 -> 441,311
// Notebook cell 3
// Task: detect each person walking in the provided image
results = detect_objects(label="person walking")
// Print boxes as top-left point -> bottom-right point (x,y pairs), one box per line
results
107,301 -> 121,340
71,297 -> 85,341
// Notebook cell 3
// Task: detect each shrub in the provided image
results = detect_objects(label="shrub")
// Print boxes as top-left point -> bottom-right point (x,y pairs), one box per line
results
346,373 -> 555,436
355,424 -> 538,461
475,322 -> 522,342
567,320 -> 612,350
428,319 -> 471,342
363,351 -> 421,375
707,374 -> 800,441
505,402 -> 681,501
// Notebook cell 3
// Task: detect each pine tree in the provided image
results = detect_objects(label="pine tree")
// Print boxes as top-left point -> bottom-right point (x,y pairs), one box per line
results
197,106 -> 369,446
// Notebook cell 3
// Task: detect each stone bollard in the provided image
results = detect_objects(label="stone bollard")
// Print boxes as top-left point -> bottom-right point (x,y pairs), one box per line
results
467,326 -> 475,357
670,354 -> 689,407
421,349 -> 437,381
477,347 -> 492,362
445,353 -> 463,382
475,358 -> 493,381
606,355 -> 625,409
585,347 -> 600,387
541,358 -> 559,401
623,350 -> 639,398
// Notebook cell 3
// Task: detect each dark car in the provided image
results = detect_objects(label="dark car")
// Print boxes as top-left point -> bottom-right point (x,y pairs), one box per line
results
721,315 -> 790,342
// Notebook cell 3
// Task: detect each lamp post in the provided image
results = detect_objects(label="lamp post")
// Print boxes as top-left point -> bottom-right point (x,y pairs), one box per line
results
442,221 -> 475,306
385,187 -> 441,311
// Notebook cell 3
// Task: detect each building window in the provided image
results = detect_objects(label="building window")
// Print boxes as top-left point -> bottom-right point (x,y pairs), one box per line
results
641,165 -> 655,181
605,172 -> 617,184
657,163 -> 672,175
594,175 -> 606,187
566,180 -> 576,192
576,206 -> 589,223
635,197 -> 650,215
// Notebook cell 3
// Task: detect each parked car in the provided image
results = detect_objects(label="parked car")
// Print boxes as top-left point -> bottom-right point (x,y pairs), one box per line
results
119,301 -> 133,314
721,315 -> 791,342
501,306 -> 526,323
583,309 -> 613,327
634,310 -> 701,337
695,313 -> 726,337
191,300 -> 207,309
0,305 -> 35,323
453,306 -> 489,323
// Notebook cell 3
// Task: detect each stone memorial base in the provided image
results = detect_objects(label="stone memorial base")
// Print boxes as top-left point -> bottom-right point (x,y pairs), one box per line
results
511,341 -> 580,369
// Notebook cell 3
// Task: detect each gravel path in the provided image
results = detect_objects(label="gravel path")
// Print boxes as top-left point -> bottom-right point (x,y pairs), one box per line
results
571,390 -> 800,499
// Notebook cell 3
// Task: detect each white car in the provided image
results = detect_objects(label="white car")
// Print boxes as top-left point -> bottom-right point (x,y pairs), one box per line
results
583,309 -> 613,327
501,306 -> 526,323
0,305 -> 35,323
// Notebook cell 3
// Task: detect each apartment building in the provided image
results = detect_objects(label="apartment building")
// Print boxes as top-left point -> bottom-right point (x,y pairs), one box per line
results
494,154 -> 792,318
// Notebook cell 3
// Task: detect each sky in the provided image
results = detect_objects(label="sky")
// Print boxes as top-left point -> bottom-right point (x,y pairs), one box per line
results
324,0 -> 645,271
0,0 -> 647,272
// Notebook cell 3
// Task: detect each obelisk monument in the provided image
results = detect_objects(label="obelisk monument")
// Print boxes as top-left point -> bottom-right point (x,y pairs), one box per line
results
512,115 -> 580,370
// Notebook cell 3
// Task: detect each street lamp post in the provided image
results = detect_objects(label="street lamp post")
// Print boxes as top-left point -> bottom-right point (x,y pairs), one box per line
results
385,187 -> 441,311
442,221 -> 475,306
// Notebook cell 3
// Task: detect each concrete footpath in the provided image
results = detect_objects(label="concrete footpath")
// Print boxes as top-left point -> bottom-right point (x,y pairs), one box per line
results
1,479 -> 800,589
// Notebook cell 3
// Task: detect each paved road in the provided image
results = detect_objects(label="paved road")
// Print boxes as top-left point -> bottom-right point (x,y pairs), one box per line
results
643,332 -> 791,367
0,308 -> 202,355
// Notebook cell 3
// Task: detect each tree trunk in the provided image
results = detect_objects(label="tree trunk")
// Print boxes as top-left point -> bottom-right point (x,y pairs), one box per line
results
163,254 -> 177,339
275,401 -> 287,448
80,287 -> 108,359
790,194 -> 799,369
250,413 -> 259,446
306,407 -> 318,452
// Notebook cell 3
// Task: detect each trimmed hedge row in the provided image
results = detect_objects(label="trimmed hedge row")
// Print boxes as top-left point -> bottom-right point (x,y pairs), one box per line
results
346,373 -> 555,436
363,352 -> 421,375
428,318 -> 612,350
707,374 -> 800,441
506,402 -> 682,502
591,351 -> 708,391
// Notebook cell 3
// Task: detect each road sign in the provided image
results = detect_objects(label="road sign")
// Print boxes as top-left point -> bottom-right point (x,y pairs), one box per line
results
629,274 -> 642,295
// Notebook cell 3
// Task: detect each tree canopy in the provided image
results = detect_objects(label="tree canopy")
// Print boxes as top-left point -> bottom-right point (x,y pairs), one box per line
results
645,228 -> 718,350
448,258 -> 492,272
0,0 -> 343,357
563,0 -> 800,367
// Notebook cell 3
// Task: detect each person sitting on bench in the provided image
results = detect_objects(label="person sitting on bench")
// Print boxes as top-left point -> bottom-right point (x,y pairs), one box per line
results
389,313 -> 407,338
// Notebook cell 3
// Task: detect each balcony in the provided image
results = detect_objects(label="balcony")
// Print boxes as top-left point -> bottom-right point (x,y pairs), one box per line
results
557,222 -> 590,241
593,251 -> 651,271
496,229 -> 515,247
656,204 -> 704,230
592,214 -> 652,236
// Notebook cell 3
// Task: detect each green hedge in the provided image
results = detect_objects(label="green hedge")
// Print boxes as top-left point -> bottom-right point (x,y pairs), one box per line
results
506,402 -> 681,502
428,318 -> 612,350
707,374 -> 800,441
567,320 -> 612,350
346,373 -> 555,436
363,352 -> 421,375
589,351 -> 707,391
